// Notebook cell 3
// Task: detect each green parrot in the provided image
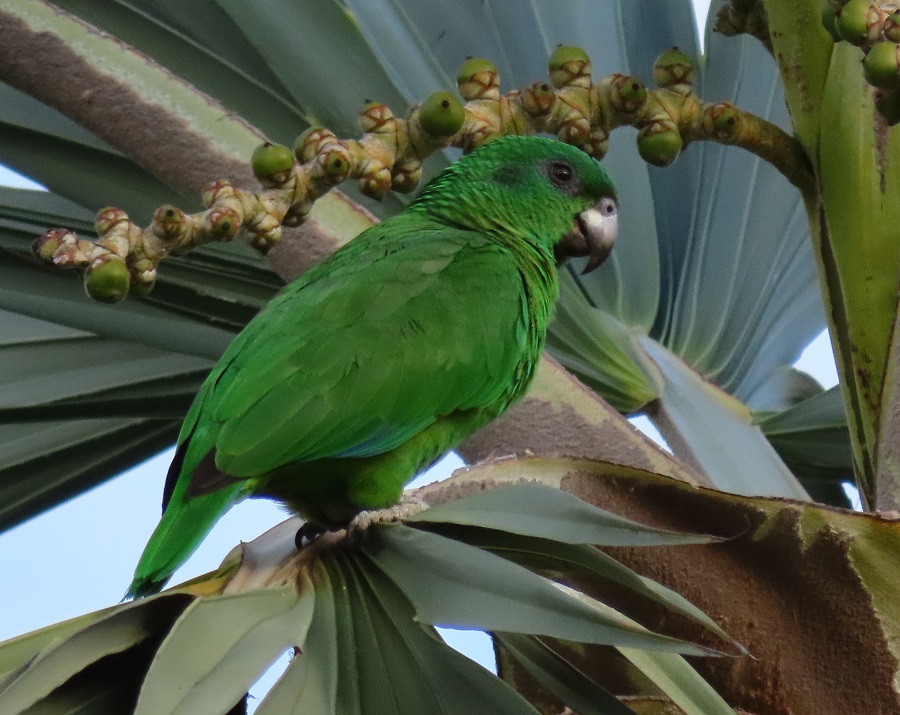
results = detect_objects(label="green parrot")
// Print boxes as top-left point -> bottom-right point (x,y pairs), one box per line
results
128,135 -> 618,598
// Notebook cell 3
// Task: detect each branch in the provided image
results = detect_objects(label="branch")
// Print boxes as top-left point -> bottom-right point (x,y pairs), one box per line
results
0,0 -> 372,296
715,0 -> 773,53
3,9 -> 815,301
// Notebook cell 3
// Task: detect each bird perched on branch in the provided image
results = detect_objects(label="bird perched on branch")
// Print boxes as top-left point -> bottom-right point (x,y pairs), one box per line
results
128,135 -> 618,598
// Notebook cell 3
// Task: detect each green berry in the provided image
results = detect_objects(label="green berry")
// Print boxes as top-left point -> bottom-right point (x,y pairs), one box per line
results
548,45 -> 590,88
618,76 -> 646,104
456,57 -> 497,86
358,101 -> 393,133
95,207 -> 127,236
703,102 -> 741,139
652,47 -> 694,90
251,142 -> 294,181
456,57 -> 498,100
835,0 -> 873,45
206,207 -> 240,240
610,74 -> 647,113
637,122 -> 683,167
85,257 -> 130,303
885,12 -> 900,42
33,228 -> 67,262
419,91 -> 465,136
153,204 -> 186,238
864,42 -> 900,89
294,127 -> 321,162
318,147 -> 351,182
522,81 -> 557,116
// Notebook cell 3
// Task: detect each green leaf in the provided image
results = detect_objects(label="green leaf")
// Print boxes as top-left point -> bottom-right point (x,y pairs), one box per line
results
0,186 -> 278,529
757,385 -> 852,481
0,258 -> 236,360
547,270 -> 663,413
134,587 -> 314,715
558,585 -> 734,715
817,41 -> 900,502
617,646 -> 734,715
407,482 -> 718,547
744,366 -> 825,413
0,336 -> 207,409
255,567 -> 337,715
350,552 -> 542,715
432,526 -> 734,648
641,337 -> 810,500
211,0 -> 408,139
50,0 -> 310,145
496,633 -> 634,715
0,611 -> 113,682
0,416 -> 178,531
0,594 -> 191,713
0,85 -> 189,219
117,0 -> 298,94
363,524 -> 717,655
654,28 -> 822,401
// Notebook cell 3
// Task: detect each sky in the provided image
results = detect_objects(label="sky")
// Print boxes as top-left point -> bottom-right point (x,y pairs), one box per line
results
0,0 -> 845,707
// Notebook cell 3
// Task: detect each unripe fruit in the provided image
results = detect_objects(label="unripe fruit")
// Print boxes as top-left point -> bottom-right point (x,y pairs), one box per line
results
206,206 -> 240,240
95,207 -> 128,237
456,57 -> 498,100
637,121 -> 683,167
609,74 -> 647,113
293,127 -> 334,163
85,257 -> 130,303
152,205 -> 186,239
864,42 -> 900,89
652,47 -> 694,90
418,91 -> 465,136
317,146 -> 352,183
33,228 -> 68,262
522,81 -> 557,116
251,142 -> 294,182
548,45 -> 591,88
885,12 -> 900,42
703,102 -> 741,140
835,0 -> 874,45
358,100 -> 393,134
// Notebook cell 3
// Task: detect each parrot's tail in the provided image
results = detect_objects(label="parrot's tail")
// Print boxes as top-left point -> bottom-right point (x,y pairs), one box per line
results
126,482 -> 244,599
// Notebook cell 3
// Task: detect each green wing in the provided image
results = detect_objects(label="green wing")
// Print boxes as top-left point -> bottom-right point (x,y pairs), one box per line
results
180,217 -> 529,482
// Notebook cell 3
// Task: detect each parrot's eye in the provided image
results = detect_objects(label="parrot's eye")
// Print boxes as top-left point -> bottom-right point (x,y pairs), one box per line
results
547,161 -> 576,188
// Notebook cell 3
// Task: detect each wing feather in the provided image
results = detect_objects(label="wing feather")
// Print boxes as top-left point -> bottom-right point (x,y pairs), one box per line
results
187,220 -> 528,479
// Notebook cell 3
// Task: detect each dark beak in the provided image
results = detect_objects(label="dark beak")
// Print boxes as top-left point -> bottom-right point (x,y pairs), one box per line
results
554,199 -> 618,274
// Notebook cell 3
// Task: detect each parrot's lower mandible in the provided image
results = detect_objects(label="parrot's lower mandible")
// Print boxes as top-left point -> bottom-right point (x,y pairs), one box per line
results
128,135 -> 618,598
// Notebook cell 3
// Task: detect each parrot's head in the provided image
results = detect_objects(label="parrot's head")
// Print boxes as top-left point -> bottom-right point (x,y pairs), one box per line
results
412,135 -> 618,273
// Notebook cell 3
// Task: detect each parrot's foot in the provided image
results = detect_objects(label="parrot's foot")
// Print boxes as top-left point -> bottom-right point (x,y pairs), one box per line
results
347,494 -> 429,539
294,522 -> 326,551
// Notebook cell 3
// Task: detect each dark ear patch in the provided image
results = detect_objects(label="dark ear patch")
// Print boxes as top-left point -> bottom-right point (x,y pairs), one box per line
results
493,164 -> 525,186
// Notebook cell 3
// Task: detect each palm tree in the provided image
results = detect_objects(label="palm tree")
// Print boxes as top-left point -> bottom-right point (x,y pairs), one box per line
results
0,0 -> 897,712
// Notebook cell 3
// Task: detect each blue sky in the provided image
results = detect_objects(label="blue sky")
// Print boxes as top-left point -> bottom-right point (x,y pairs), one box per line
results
0,0 -> 846,705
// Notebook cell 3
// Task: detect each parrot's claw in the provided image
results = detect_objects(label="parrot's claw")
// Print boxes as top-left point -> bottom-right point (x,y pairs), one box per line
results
347,494 -> 429,539
294,522 -> 326,551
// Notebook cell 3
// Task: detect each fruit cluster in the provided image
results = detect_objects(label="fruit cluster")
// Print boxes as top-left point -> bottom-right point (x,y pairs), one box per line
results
825,0 -> 900,124
33,47 -> 805,303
